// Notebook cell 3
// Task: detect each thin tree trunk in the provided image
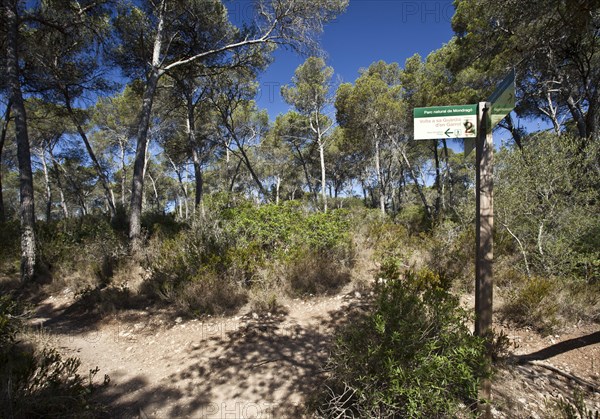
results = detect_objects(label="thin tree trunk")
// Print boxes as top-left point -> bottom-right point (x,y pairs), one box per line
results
129,0 -> 166,255
192,148 -> 204,206
230,139 -> 269,199
147,172 -> 161,213
39,149 -> 52,221
400,148 -> 431,219
318,139 -> 327,212
360,179 -> 368,206
441,138 -> 452,208
120,140 -> 127,207
186,99 -> 204,208
291,142 -> 317,204
5,0 -> 36,281
567,95 -> 587,139
183,181 -> 189,219
374,138 -> 385,215
48,150 -> 69,218
64,98 -> 116,216
275,175 -> 281,205
0,100 -> 11,222
433,140 -> 442,217
130,69 -> 161,254
53,155 -> 87,217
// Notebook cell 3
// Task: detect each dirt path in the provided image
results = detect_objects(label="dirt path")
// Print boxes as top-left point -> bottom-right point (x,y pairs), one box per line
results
27,289 -> 599,418
28,289 -> 367,418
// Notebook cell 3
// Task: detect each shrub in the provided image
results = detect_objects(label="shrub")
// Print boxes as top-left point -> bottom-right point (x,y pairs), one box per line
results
36,215 -> 128,290
0,221 -> 20,277
0,295 -> 104,418
145,201 -> 355,315
286,248 -> 351,296
547,389 -> 599,419
501,276 -> 560,332
315,270 -> 489,418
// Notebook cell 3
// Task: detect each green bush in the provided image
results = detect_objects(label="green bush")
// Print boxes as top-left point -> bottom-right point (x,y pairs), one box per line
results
315,270 -> 489,418
502,276 -> 559,332
36,215 -> 127,287
0,295 -> 104,418
0,221 -> 20,277
286,248 -> 351,296
145,201 -> 355,315
548,389 -> 599,419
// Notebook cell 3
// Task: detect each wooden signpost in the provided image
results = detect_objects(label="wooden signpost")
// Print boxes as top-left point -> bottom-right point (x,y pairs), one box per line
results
413,71 -> 516,413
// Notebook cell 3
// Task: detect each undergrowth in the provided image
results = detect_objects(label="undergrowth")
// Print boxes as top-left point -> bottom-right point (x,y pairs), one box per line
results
313,269 -> 489,418
0,294 -> 106,418
144,200 -> 355,316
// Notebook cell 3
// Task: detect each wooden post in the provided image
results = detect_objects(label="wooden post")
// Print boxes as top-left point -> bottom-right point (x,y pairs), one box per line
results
475,101 -> 494,412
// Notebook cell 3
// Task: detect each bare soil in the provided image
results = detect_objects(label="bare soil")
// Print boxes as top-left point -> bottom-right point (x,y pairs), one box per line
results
27,287 -> 599,418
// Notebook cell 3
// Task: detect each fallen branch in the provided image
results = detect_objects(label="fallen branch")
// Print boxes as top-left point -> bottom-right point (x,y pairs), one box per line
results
522,360 -> 599,393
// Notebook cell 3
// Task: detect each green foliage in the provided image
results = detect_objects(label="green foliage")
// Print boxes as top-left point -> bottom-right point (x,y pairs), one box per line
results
493,134 -> 600,328
0,221 -> 20,277
549,389 -> 599,419
316,270 -> 489,418
427,220 -> 475,291
146,201 -> 355,315
496,134 -> 600,281
395,204 -> 431,234
502,276 -> 559,333
36,215 -> 128,287
0,295 -> 104,418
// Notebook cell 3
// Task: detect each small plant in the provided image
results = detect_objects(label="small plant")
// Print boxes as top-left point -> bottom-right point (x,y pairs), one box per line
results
502,276 -> 560,332
547,389 -> 599,419
315,270 -> 489,418
0,295 -> 105,418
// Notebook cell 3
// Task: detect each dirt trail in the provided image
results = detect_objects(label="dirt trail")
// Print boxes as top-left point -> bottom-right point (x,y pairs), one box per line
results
27,288 -> 599,418
28,289 -> 367,418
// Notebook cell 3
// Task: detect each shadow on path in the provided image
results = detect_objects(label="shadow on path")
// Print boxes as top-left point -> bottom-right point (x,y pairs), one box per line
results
516,331 -> 600,363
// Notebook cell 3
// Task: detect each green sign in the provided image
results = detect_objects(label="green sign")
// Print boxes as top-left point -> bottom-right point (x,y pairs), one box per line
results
413,104 -> 478,140
488,70 -> 516,128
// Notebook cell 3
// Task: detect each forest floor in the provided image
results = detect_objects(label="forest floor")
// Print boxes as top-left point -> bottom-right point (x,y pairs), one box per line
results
25,282 -> 599,418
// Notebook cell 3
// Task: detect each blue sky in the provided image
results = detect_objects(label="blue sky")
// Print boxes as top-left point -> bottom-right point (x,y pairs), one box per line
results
246,0 -> 456,119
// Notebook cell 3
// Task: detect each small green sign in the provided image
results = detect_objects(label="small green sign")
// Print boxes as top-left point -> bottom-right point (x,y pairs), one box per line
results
413,104 -> 477,140
488,70 -> 516,128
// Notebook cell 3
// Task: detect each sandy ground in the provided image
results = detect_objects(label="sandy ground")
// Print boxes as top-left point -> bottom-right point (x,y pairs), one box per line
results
27,288 -> 599,418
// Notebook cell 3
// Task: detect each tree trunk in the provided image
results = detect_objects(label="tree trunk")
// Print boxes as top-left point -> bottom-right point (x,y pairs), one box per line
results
186,100 -> 204,208
318,139 -> 327,212
291,142 -> 317,204
442,138 -> 453,208
147,172 -> 161,213
5,0 -> 36,282
129,0 -> 166,254
275,175 -> 281,205
120,140 -> 127,207
400,148 -> 431,219
64,98 -> 116,216
0,101 -> 11,223
433,140 -> 442,217
39,149 -> 52,221
567,95 -> 588,139
228,158 -> 243,193
230,139 -> 269,199
129,69 -> 161,253
49,150 -> 69,218
374,138 -> 385,215
585,90 -> 598,139
192,149 -> 204,206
